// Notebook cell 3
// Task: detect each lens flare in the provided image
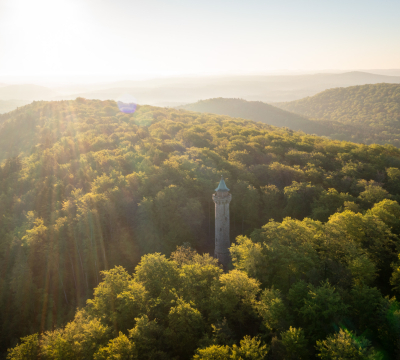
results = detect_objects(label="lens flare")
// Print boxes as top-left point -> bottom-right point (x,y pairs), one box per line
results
117,94 -> 137,114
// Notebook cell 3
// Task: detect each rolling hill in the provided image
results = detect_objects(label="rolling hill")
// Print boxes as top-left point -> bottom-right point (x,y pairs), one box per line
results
275,83 -> 400,145
181,84 -> 400,146
0,100 -> 31,114
0,84 -> 58,101
1,71 -> 399,113
180,97 -> 333,136
54,71 -> 400,105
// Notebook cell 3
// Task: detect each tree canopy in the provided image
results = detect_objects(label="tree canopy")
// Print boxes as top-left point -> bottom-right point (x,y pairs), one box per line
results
1,98 -> 400,358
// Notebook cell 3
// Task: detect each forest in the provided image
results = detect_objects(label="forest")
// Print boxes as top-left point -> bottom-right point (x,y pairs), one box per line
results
1,98 -> 400,359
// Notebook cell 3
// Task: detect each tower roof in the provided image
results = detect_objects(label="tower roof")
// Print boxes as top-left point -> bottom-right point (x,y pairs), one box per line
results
215,176 -> 230,192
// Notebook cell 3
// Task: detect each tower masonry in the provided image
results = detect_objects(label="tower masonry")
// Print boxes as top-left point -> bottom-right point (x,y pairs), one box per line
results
212,176 -> 232,268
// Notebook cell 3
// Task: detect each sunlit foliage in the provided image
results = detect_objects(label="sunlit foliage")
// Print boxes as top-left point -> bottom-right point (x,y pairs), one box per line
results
2,98 -> 400,358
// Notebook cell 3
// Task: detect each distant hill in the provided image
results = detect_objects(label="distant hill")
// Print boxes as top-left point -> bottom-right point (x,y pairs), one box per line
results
0,84 -> 58,101
54,71 -> 400,105
0,100 -> 30,114
180,98 -> 333,136
275,83 -> 400,145
1,71 -> 399,113
181,90 -> 400,147
366,69 -> 400,76
316,71 -> 400,85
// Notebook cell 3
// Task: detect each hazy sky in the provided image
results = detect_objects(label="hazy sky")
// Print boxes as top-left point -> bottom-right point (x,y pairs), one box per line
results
1,0 -> 400,79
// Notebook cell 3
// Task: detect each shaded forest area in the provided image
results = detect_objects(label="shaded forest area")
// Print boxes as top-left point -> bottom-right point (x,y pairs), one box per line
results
1,99 -> 400,358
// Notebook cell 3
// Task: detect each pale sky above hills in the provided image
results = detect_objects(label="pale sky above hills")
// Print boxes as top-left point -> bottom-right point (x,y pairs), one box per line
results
1,0 -> 400,79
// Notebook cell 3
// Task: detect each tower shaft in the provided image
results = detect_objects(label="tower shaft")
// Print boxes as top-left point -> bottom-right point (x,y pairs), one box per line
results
213,190 -> 232,268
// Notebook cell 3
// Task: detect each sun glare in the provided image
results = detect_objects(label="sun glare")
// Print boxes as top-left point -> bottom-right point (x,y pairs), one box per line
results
2,0 -> 101,76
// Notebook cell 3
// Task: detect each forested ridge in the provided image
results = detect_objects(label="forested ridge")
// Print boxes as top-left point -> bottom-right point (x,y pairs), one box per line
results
275,83 -> 400,146
2,99 -> 400,359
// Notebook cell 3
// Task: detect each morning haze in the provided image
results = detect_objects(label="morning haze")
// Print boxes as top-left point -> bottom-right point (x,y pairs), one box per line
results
1,0 -> 400,107
1,0 -> 400,77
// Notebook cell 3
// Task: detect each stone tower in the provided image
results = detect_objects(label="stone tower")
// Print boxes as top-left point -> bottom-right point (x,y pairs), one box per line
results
212,176 -> 232,268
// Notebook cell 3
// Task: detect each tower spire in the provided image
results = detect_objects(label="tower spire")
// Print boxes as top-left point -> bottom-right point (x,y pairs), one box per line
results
215,175 -> 230,192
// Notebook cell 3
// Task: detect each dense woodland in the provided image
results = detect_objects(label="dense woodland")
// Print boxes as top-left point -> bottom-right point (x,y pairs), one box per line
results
276,83 -> 400,146
1,99 -> 400,359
